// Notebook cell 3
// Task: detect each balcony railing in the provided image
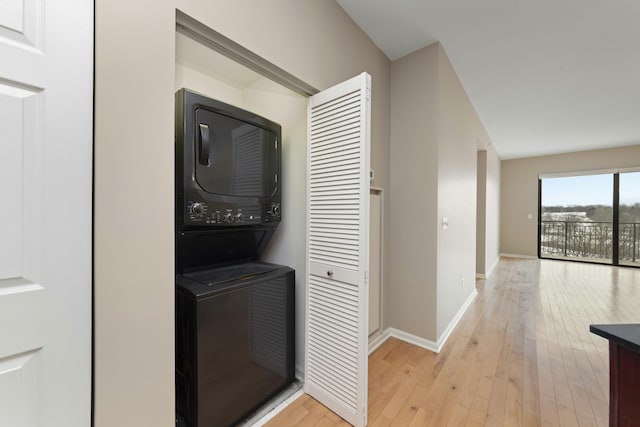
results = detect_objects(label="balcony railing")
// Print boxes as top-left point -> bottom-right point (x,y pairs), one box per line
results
540,221 -> 640,264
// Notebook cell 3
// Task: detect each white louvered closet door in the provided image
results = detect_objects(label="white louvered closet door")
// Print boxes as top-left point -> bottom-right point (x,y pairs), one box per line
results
305,72 -> 371,427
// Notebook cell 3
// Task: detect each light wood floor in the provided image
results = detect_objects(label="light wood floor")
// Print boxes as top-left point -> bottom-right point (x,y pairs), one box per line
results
266,257 -> 640,426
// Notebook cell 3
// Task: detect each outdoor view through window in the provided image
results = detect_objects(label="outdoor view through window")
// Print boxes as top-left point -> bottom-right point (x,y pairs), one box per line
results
540,171 -> 640,266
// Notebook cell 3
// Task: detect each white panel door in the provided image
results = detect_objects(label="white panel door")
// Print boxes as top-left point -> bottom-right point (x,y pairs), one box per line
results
0,1 -> 93,426
305,72 -> 371,427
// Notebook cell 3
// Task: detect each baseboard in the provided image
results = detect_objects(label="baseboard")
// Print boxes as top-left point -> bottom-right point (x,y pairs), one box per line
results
486,256 -> 500,277
372,289 -> 478,355
500,253 -> 538,260
476,256 -> 500,280
386,327 -> 439,353
368,329 -> 391,355
435,289 -> 478,352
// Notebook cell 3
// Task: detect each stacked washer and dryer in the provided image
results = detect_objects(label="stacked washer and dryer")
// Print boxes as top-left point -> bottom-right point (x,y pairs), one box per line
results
174,89 -> 295,427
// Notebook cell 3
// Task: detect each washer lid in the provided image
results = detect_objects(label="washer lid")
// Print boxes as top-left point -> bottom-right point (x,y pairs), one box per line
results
182,262 -> 278,286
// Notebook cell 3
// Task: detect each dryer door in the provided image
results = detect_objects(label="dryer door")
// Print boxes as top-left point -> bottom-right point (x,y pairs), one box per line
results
194,107 -> 278,198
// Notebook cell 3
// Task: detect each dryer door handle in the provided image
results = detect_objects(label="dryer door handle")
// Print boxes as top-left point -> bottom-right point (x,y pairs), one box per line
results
198,123 -> 211,166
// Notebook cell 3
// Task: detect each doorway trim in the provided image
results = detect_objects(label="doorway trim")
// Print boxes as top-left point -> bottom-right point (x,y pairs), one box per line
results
369,187 -> 384,343
175,10 -> 318,97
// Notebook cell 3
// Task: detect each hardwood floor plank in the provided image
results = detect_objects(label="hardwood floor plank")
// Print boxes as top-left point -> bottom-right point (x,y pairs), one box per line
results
367,390 -> 392,423
523,337 -> 542,427
425,358 -> 472,426
388,384 -> 429,427
407,408 -> 433,427
475,376 -> 494,401
446,403 -> 470,426
380,365 -> 418,419
267,258 -> 632,427
484,377 -> 508,426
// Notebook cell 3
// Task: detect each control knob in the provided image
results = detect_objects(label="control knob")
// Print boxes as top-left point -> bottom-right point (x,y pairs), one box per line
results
270,204 -> 281,217
190,203 -> 204,216
235,213 -> 243,222
223,213 -> 232,223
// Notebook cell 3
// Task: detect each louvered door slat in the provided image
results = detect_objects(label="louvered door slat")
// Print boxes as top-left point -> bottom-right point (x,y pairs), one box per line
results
309,131 -> 360,148
311,92 -> 360,115
309,238 -> 359,250
311,243 -> 359,256
311,160 -> 361,173
311,94 -> 359,116
310,178 -> 360,188
309,210 -> 359,218
305,72 -> 370,427
312,108 -> 360,128
311,144 -> 361,159
306,350 -> 357,384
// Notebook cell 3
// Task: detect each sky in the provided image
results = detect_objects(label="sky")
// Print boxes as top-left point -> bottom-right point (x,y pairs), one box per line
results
542,172 -> 640,207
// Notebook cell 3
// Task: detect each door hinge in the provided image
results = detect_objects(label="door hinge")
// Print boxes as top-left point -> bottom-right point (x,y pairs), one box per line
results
366,87 -> 371,100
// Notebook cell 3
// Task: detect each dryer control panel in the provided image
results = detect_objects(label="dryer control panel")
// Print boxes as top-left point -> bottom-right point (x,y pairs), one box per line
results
184,199 -> 280,227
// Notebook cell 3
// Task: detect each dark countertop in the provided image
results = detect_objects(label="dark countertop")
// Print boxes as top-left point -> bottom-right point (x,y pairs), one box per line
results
590,324 -> 640,353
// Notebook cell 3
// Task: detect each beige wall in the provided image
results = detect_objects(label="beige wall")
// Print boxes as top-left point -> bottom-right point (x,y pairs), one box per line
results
485,145 -> 501,274
389,43 -> 440,339
389,43 -> 490,342
476,145 -> 501,276
476,151 -> 487,274
94,1 -> 175,426
501,144 -> 640,256
95,1 -> 390,425
435,45 -> 486,338
175,62 -> 244,105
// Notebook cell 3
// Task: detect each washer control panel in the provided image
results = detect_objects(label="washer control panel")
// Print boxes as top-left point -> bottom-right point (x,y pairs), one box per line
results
184,200 -> 281,226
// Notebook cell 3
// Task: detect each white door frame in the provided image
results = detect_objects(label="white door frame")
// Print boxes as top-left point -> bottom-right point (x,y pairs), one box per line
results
369,187 -> 384,340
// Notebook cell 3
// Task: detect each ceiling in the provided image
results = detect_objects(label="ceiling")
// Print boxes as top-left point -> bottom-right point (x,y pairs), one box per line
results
336,0 -> 640,159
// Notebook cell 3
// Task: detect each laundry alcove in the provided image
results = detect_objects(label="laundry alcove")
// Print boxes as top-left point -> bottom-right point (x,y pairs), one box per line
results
174,12 -> 371,426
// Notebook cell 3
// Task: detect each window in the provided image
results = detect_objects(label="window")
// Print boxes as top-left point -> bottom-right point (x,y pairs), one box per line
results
538,170 -> 640,267
619,171 -> 640,266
